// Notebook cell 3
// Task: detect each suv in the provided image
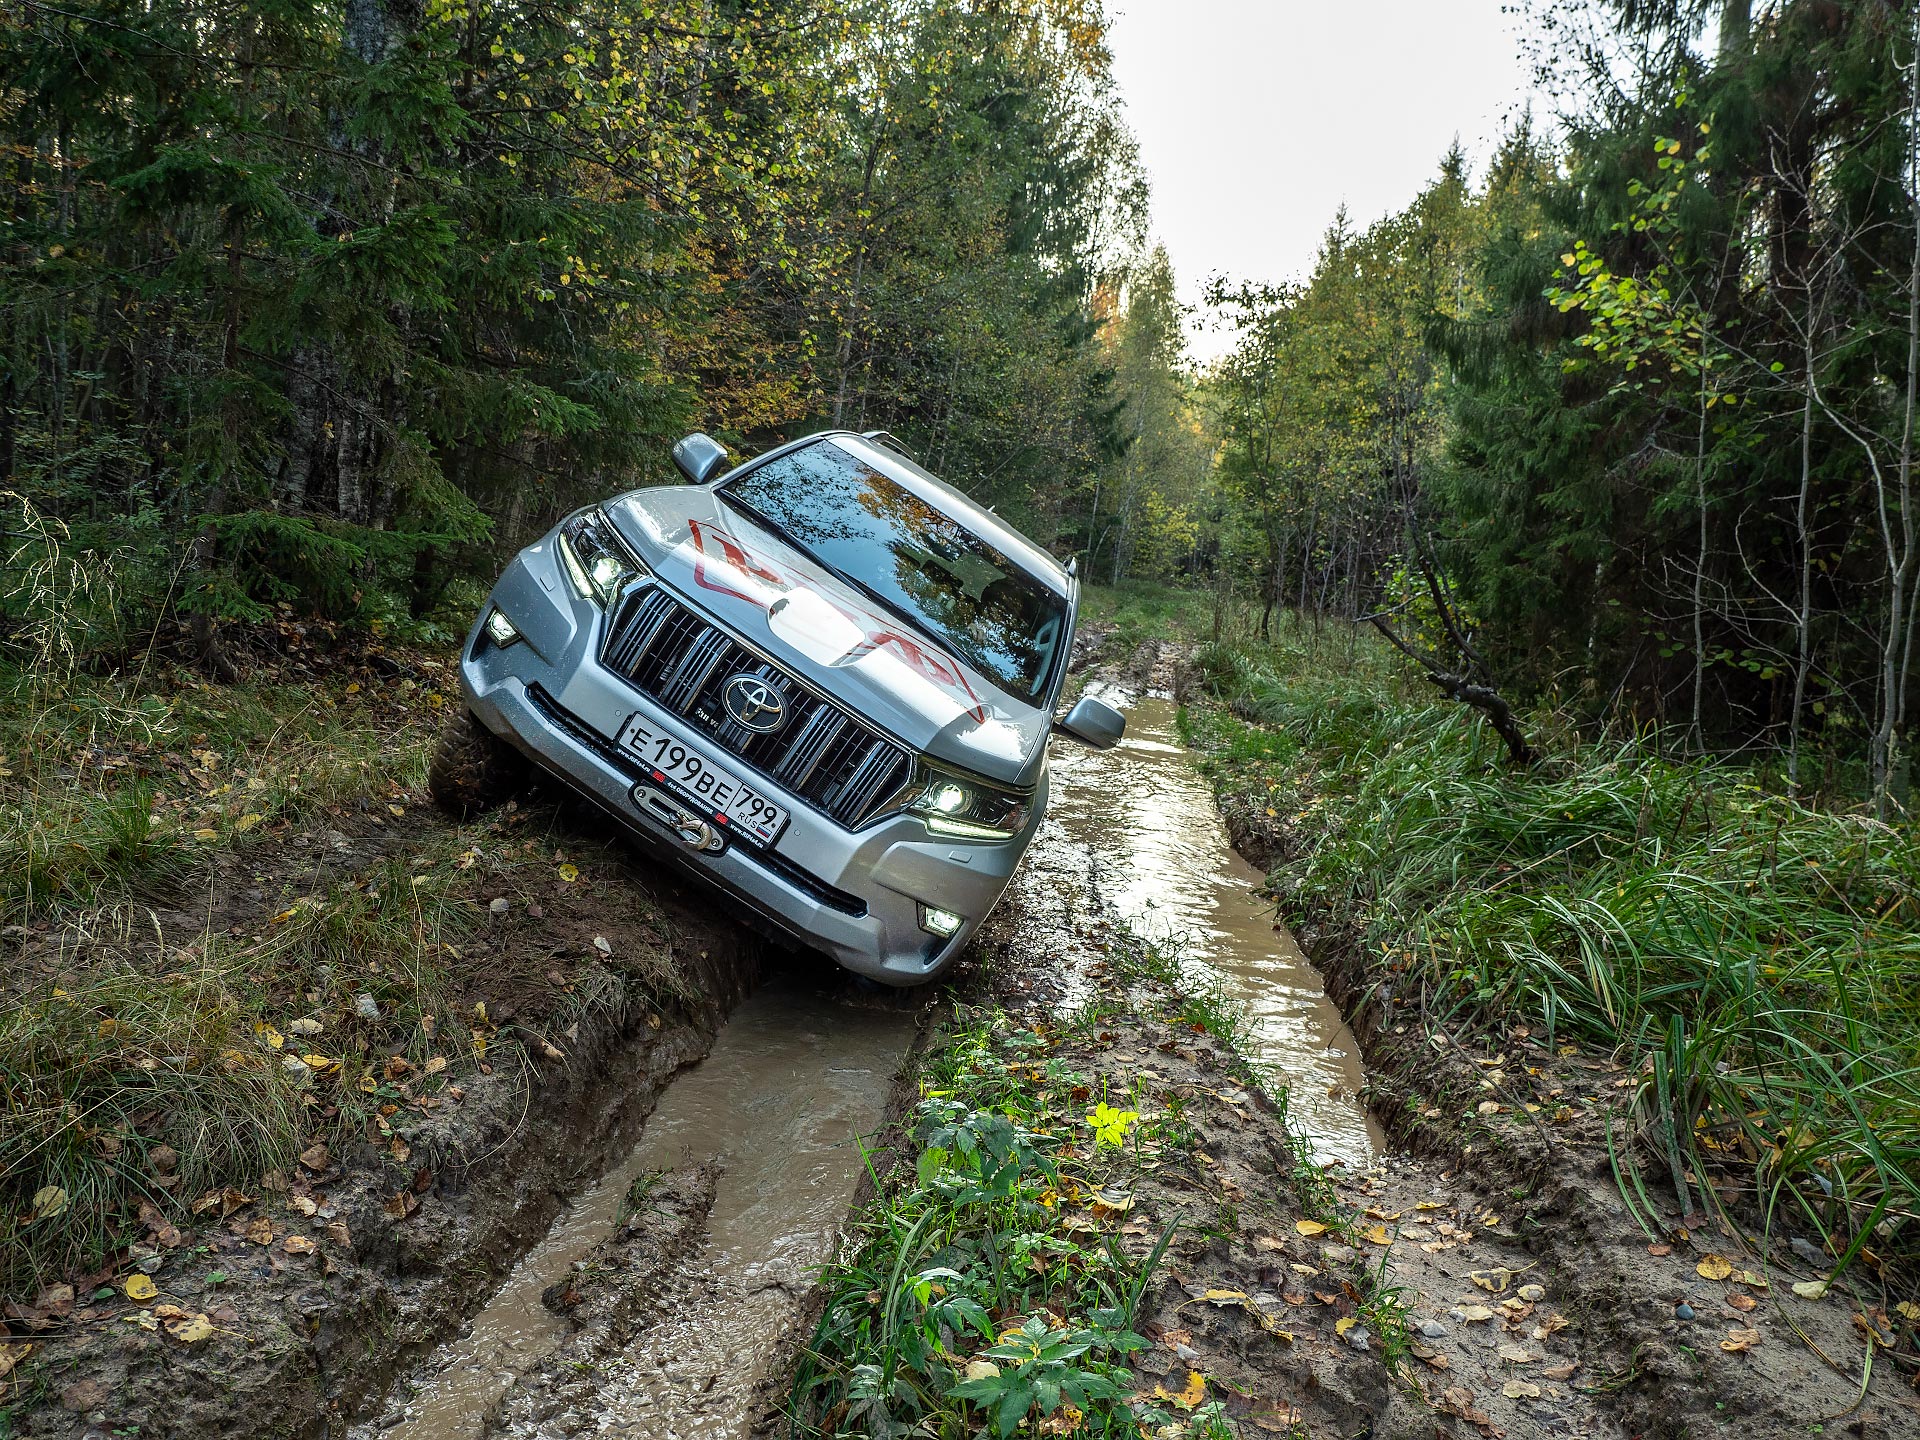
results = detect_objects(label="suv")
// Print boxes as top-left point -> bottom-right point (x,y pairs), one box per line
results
435,429 -> 1126,985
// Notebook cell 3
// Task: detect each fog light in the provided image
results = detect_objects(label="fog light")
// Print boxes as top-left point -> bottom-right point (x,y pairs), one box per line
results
919,904 -> 964,938
484,608 -> 521,646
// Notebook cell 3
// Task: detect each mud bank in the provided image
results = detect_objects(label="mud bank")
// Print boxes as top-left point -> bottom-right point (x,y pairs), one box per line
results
1156,636 -> 1920,1439
8,797 -> 762,1440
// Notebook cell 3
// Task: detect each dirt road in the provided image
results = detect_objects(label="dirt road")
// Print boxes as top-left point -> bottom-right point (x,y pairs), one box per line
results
13,640 -> 1916,1439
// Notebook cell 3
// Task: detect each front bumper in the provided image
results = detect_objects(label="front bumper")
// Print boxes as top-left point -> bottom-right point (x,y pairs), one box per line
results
456,539 -> 1038,985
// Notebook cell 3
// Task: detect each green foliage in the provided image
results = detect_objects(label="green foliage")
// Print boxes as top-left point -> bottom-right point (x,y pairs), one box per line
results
789,1007 -> 1174,1439
0,0 -> 1143,655
1190,630 -> 1920,1277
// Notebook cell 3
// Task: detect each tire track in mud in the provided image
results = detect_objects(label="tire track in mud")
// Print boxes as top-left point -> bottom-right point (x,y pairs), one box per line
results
356,976 -> 920,1440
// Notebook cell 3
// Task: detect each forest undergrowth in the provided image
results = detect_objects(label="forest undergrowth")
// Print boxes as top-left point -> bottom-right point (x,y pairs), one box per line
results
1174,604 -> 1920,1294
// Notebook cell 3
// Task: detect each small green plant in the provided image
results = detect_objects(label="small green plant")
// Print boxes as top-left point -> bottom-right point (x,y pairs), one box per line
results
946,1313 -> 1143,1436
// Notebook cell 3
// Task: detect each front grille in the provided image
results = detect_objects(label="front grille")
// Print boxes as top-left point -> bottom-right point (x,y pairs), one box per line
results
600,586 -> 914,829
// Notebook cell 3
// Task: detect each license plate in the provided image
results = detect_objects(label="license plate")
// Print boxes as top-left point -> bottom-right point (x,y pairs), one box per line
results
615,714 -> 789,845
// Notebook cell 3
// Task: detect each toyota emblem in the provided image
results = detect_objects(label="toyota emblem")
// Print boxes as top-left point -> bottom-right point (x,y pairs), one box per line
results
722,673 -> 786,733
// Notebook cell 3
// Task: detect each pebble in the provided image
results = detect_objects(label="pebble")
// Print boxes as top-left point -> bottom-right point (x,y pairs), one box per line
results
1674,1302 -> 1695,1321
1345,1326 -> 1371,1352
1416,1319 -> 1449,1338
489,897 -> 510,914
354,993 -> 380,1020
1790,1236 -> 1823,1264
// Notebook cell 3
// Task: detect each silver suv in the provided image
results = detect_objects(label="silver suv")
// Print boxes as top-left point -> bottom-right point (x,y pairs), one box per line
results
435,430 -> 1126,985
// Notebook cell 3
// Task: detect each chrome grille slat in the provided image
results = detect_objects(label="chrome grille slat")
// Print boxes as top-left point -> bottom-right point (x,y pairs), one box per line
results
601,591 -> 913,830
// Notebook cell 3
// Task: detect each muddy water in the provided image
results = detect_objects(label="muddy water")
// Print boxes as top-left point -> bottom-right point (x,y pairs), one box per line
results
378,978 -> 913,1440
1047,688 -> 1383,1166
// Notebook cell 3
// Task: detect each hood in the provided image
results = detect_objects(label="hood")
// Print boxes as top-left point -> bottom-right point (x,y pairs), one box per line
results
603,487 -> 1054,787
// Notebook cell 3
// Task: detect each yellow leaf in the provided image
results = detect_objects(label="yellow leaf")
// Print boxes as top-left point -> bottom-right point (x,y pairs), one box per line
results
1294,1220 -> 1326,1236
235,813 -> 263,832
1502,1380 -> 1541,1399
1720,1326 -> 1761,1353
124,1274 -> 157,1301
1456,1305 -> 1495,1322
29,1185 -> 68,1222
1695,1254 -> 1735,1281
1335,1316 -> 1359,1336
257,1023 -> 284,1050
558,862 -> 580,882
1791,1280 -> 1828,1300
165,1312 -> 214,1343
194,827 -> 219,841
1152,1371 -> 1206,1411
1364,1224 -> 1392,1246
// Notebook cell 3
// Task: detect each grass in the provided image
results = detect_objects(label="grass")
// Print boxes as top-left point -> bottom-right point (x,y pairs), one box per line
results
787,1005 -> 1235,1440
1183,618 -> 1920,1284
0,634 -> 472,1301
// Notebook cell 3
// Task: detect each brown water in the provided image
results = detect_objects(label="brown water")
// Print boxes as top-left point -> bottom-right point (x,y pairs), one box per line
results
374,978 -> 914,1440
1046,687 -> 1383,1166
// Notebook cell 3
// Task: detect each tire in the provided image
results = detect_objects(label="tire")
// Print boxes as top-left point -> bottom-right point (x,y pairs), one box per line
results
428,712 -> 531,819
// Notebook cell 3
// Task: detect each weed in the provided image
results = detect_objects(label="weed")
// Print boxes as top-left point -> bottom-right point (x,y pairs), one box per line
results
1187,627 -> 1920,1276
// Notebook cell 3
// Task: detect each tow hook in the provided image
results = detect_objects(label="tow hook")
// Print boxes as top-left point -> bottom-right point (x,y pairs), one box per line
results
632,784 -> 724,853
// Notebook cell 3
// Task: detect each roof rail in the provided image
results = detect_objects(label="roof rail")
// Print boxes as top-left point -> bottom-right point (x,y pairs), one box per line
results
860,429 -> 916,462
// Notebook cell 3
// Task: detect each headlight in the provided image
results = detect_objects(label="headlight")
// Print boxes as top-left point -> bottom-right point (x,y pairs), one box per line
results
484,608 -> 521,646
906,768 -> 1031,841
556,508 -> 646,605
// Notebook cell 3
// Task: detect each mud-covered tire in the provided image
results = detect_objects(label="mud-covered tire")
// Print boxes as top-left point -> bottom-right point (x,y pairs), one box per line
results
428,712 -> 531,819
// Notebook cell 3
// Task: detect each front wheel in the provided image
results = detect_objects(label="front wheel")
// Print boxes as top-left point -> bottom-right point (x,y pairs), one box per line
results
428,712 -> 531,819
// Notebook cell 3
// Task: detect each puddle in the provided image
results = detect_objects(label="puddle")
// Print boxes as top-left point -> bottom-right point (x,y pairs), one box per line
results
1047,688 -> 1383,1165
377,977 -> 914,1440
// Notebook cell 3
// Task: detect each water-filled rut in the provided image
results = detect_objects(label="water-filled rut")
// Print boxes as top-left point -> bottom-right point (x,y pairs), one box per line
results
1045,686 -> 1382,1165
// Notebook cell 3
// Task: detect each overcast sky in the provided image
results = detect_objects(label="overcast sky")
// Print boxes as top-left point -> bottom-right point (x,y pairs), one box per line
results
1106,0 -> 1543,361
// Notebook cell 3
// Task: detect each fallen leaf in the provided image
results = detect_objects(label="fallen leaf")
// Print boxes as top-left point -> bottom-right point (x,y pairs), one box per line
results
1153,1371 -> 1206,1411
1456,1305 -> 1495,1322
164,1312 -> 214,1343
1695,1254 -> 1735,1281
123,1275 -> 157,1302
1647,1243 -> 1672,1256
326,1220 -> 352,1248
962,1358 -> 999,1381
290,1195 -> 318,1218
1294,1220 -> 1326,1237
1502,1380 -> 1541,1399
1720,1326 -> 1761,1353
1727,1293 -> 1757,1312
384,1190 -> 419,1221
246,1218 -> 273,1245
0,1343 -> 34,1381
1539,1362 -> 1578,1381
558,863 -> 580,882
423,1055 -> 448,1075
299,1143 -> 330,1172
29,1186 -> 69,1222
1254,1235 -> 1286,1253
1497,1344 -> 1535,1363
1363,1224 -> 1392,1246
283,1235 -> 316,1255
1335,1317 -> 1360,1336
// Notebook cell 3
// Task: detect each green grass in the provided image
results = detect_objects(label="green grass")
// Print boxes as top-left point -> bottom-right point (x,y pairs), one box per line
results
0,646 -> 468,1300
1185,623 -> 1920,1282
0,659 -> 443,920
787,1006 -> 1234,1440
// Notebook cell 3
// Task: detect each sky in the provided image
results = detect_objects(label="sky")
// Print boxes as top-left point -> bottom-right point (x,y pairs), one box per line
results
1106,0 -> 1544,361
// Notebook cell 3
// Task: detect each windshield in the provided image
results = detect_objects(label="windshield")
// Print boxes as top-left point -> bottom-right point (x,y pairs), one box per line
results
720,441 -> 1067,704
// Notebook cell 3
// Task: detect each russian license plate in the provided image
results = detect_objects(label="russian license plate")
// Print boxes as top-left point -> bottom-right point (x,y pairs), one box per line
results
615,714 -> 789,845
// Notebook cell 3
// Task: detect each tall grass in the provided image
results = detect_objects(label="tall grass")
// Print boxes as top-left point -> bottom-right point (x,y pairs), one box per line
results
1189,635 -> 1920,1276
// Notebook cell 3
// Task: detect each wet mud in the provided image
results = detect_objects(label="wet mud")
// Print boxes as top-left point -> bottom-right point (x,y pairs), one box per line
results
369,976 -> 918,1440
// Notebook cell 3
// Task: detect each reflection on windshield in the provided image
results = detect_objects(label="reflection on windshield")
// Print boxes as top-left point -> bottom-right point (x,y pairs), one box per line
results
720,441 -> 1066,703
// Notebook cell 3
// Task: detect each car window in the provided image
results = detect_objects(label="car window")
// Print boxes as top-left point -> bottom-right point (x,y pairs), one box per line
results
719,441 -> 1067,703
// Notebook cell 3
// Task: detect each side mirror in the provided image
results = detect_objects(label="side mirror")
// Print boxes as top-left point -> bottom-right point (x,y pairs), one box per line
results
1055,695 -> 1126,749
672,432 -> 730,485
